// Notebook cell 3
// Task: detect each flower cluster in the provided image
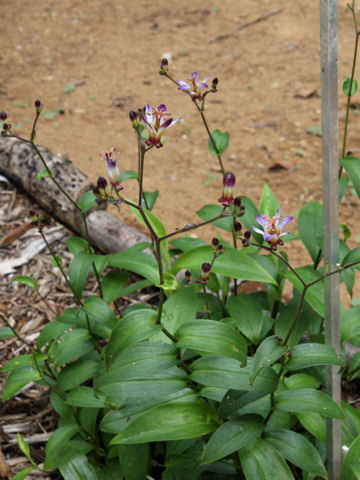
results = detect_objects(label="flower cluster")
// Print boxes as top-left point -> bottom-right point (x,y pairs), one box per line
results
0,111 -> 11,136
142,104 -> 181,148
252,209 -> 294,249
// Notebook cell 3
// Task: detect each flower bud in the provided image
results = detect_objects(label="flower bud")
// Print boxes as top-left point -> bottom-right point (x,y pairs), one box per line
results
244,230 -> 251,240
0,111 -> 7,121
160,58 -> 168,74
217,244 -> 225,255
212,237 -> 219,247
97,176 -> 108,191
200,262 -> 211,284
211,77 -> 218,90
218,172 -> 236,207
233,196 -> 242,208
34,99 -> 43,113
129,110 -> 140,129
233,221 -> 242,239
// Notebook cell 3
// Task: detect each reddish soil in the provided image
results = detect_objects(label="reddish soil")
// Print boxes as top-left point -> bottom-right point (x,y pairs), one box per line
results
2,0 -> 360,295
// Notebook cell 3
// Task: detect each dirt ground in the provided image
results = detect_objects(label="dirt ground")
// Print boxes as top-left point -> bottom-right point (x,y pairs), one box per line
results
2,0 -> 360,300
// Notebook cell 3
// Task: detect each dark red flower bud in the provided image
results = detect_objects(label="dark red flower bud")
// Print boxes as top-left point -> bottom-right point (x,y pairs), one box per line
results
0,111 -> 7,121
160,58 -> 168,74
233,221 -> 242,233
233,196 -> 242,208
97,176 -> 108,190
244,230 -> 251,240
93,186 -> 100,196
217,244 -> 225,254
211,77 -> 218,90
201,263 -> 211,273
185,270 -> 191,278
212,237 -> 219,247
219,172 -> 236,207
129,110 -> 138,122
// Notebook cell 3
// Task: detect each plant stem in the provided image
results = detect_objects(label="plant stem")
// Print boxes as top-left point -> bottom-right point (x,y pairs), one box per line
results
192,99 -> 225,175
202,284 -> 211,319
339,2 -> 360,178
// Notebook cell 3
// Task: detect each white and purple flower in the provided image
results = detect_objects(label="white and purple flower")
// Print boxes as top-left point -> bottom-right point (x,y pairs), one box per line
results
142,104 -> 181,148
252,209 -> 294,248
100,147 -> 123,192
177,72 -> 210,100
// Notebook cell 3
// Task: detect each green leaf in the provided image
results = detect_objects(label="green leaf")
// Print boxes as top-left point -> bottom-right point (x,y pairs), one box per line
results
142,190 -> 159,210
340,176 -> 350,201
51,254 -> 62,269
343,77 -> 358,97
342,247 -> 360,270
172,246 -> 277,285
298,202 -> 323,263
340,157 -> 360,198
36,320 -> 70,349
286,267 -> 324,316
156,272 -> 179,296
59,453 -> 98,480
66,236 -> 90,255
101,271 -> 129,304
17,432 -> 36,466
161,287 -> 203,334
45,424 -> 80,461
118,170 -> 138,182
266,429 -> 327,478
307,125 -> 322,137
295,411 -> 327,443
341,435 -> 360,480
275,388 -> 344,419
175,319 -> 247,365
341,307 -> 360,342
12,275 -> 38,291
116,444 -> 150,480
105,309 -> 161,367
64,83 -> 76,94
284,373 -> 319,390
259,183 -> 280,217
286,343 -> 342,371
1,352 -> 46,373
48,329 -> 94,367
342,402 -> 360,446
36,168 -> 52,179
13,467 -> 37,480
56,357 -> 99,391
66,386 -> 106,407
0,326 -> 16,339
2,367 -> 41,402
110,402 -> 219,443
81,296 -> 117,338
202,415 -> 263,464
191,355 -> 278,393
227,294 -> 264,344
69,251 -> 93,299
196,204 -> 233,232
239,438 -> 295,480
77,190 -> 97,212
109,248 -> 159,284
250,336 -> 286,384
208,129 -> 230,155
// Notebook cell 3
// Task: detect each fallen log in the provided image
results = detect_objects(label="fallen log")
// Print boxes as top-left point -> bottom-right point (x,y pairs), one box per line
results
0,137 -> 149,252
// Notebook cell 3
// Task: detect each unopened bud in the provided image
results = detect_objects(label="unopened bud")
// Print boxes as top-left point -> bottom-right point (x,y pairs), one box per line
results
97,176 -> 108,191
233,221 -> 242,238
0,111 -> 7,121
233,196 -> 242,208
212,237 -> 219,247
200,262 -> 211,284
160,58 -> 169,74
217,244 -> 225,254
211,77 -> 218,90
34,99 -> 43,113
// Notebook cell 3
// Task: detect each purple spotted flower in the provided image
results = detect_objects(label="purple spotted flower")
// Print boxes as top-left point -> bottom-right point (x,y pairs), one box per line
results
177,72 -> 210,100
142,104 -> 181,148
100,147 -> 123,192
252,209 -> 294,248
